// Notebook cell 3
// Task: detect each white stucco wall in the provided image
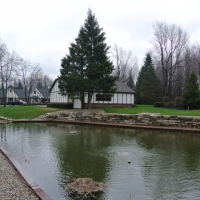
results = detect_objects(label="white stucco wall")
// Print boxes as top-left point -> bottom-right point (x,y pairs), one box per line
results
50,80 -> 72,103
30,88 -> 43,98
90,93 -> 134,104
50,79 -> 134,105
6,89 -> 19,101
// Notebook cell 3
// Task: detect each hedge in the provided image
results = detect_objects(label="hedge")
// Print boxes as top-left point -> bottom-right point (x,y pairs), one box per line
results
47,103 -> 73,109
154,102 -> 164,107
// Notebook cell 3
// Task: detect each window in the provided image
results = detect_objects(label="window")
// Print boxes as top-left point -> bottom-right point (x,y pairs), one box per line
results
34,91 -> 36,94
8,98 -> 13,102
96,94 -> 111,101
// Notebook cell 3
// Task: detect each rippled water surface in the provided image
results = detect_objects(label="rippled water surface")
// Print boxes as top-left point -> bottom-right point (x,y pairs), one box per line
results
1,123 -> 200,200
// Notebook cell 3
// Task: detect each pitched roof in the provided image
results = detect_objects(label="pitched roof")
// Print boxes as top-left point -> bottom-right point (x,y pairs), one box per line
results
12,89 -> 26,98
49,78 -> 58,93
0,90 -> 3,98
49,79 -> 135,94
115,81 -> 135,93
37,89 -> 50,98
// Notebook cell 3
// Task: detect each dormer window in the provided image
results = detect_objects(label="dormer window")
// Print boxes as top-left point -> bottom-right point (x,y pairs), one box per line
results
34,91 -> 36,94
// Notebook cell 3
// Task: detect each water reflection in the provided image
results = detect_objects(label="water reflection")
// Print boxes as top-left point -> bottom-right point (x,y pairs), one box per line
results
0,123 -> 200,200
54,125 -> 112,181
135,131 -> 200,199
0,125 -> 6,142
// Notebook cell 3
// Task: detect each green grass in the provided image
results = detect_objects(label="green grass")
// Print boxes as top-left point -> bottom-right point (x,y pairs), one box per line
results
1,104 -> 200,120
0,105 -> 63,119
104,105 -> 200,117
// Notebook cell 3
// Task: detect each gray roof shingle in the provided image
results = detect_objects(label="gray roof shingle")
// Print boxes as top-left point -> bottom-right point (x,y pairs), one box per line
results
37,89 -> 50,98
49,79 -> 135,94
115,81 -> 135,93
12,89 -> 26,98
0,90 -> 3,98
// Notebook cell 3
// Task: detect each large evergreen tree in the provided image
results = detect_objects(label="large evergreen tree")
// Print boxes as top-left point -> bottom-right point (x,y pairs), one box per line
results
182,72 -> 200,109
140,65 -> 162,104
59,41 -> 87,108
136,53 -> 153,104
59,9 -> 116,109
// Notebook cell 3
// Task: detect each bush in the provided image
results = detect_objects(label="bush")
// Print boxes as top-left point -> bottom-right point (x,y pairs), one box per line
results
163,96 -> 170,104
154,102 -> 164,107
47,103 -> 73,109
173,96 -> 182,107
29,103 -> 48,106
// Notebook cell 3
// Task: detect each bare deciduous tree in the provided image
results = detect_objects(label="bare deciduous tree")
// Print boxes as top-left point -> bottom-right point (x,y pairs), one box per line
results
0,38 -> 52,105
111,44 -> 138,86
153,21 -> 189,98
36,74 -> 54,89
26,64 -> 42,101
0,41 -> 8,105
17,59 -> 41,102
0,40 -> 18,106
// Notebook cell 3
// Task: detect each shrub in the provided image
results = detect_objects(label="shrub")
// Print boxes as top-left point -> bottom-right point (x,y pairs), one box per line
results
154,102 -> 164,107
163,96 -> 170,104
47,103 -> 73,109
182,72 -> 200,109
173,96 -> 182,107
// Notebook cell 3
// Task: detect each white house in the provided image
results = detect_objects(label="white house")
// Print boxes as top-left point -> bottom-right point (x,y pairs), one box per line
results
49,79 -> 135,108
2,88 -> 49,103
6,88 -> 25,102
29,88 -> 50,103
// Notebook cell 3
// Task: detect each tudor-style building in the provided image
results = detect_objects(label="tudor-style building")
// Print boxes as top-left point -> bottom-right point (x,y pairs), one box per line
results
1,88 -> 49,103
49,78 -> 135,108
29,88 -> 49,103
7,88 -> 26,102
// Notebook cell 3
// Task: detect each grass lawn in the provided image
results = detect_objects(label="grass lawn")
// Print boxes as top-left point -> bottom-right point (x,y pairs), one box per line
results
104,105 -> 200,117
0,105 -> 63,119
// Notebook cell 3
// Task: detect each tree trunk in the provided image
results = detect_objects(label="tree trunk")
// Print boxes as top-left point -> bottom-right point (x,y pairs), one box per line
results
81,92 -> 85,109
88,92 -> 93,109
1,82 -> 6,107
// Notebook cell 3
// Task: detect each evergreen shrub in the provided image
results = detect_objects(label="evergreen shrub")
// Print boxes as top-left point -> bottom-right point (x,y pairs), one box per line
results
154,102 -> 164,107
47,103 -> 73,109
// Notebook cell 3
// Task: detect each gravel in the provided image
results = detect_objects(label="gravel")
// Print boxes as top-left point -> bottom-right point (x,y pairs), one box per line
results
0,151 -> 39,200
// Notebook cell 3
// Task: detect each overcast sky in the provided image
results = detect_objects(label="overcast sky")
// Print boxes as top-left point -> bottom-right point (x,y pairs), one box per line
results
0,0 -> 200,80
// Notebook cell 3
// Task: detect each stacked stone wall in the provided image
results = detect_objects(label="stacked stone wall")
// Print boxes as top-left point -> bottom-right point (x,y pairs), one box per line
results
0,117 -> 12,124
45,111 -> 200,129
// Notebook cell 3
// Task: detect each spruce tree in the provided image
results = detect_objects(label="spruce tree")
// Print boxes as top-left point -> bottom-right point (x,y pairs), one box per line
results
13,80 -> 18,89
17,81 -> 23,89
127,74 -> 135,89
59,41 -> 87,108
59,9 -> 116,109
140,65 -> 162,104
136,53 -> 154,104
182,72 -> 200,109
37,80 -> 43,89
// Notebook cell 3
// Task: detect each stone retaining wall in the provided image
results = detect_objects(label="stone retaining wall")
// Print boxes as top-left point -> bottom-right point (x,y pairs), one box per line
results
45,111 -> 200,129
0,117 -> 12,124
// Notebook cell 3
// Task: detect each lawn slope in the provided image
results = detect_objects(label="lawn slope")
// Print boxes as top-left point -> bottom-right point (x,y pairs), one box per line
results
104,105 -> 200,117
0,106 -> 62,119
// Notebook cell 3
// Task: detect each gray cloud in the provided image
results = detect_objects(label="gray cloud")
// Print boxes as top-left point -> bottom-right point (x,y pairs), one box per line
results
0,0 -> 200,79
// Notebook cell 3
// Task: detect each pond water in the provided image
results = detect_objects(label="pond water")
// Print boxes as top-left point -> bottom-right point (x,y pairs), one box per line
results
1,123 -> 200,200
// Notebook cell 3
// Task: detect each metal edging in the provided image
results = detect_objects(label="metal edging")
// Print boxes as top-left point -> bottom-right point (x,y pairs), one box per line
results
0,146 -> 52,200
